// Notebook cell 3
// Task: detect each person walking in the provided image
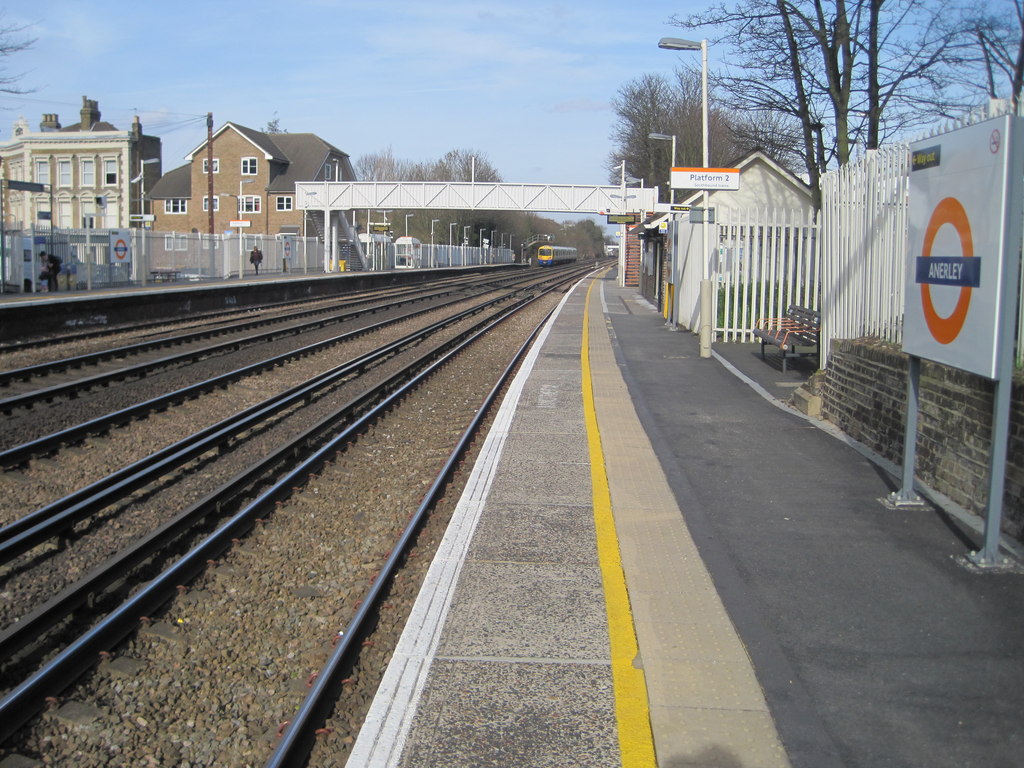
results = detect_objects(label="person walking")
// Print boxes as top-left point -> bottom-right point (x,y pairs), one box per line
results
249,246 -> 263,275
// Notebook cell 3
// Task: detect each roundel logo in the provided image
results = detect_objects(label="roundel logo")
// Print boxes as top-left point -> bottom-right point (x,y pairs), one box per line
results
920,197 -> 973,345
113,238 -> 129,261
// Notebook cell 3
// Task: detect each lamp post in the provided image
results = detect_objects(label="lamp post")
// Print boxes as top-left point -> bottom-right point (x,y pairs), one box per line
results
404,213 -> 414,237
130,158 -> 159,282
648,132 -> 677,204
659,36 -> 711,358
131,158 -> 160,220
431,219 -> 439,267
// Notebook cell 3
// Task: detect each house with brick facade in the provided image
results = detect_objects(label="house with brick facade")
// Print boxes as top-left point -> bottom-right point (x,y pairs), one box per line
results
150,122 -> 355,237
0,96 -> 161,229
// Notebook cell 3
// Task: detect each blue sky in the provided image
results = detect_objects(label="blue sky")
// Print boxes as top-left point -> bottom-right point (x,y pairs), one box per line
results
2,0 -> 702,187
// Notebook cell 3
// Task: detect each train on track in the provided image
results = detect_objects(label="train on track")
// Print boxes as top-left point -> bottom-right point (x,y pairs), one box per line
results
536,244 -> 577,266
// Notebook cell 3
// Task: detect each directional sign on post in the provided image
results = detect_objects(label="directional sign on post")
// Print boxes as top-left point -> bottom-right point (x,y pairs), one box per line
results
903,116 -> 1019,379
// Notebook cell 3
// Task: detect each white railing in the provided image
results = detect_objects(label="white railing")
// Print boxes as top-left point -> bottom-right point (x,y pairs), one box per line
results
819,144 -> 910,366
714,207 -> 820,342
1,227 -> 324,292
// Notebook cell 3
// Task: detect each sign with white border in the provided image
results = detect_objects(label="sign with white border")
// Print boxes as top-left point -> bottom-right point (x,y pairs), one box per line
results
903,115 -> 1020,379
109,229 -> 132,265
670,167 -> 739,191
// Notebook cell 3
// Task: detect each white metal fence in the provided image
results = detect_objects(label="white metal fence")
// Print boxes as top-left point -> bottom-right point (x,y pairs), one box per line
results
1,227 -> 325,293
714,207 -> 820,342
1,228 -> 516,294
819,144 -> 911,365
668,207 -> 820,341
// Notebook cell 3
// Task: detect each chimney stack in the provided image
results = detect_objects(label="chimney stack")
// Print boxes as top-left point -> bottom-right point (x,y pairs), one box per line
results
39,113 -> 61,131
80,96 -> 100,130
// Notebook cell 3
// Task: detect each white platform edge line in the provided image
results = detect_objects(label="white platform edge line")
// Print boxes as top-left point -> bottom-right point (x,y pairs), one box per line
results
346,282 -> 583,767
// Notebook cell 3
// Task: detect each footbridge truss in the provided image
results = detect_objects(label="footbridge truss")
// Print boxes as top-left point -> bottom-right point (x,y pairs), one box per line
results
295,180 -> 657,216
295,180 -> 657,271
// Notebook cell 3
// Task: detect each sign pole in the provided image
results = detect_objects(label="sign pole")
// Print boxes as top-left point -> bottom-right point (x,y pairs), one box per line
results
970,115 -> 1024,568
888,355 -> 924,506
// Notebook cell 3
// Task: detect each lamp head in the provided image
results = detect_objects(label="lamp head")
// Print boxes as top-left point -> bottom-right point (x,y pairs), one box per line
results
659,37 -> 702,51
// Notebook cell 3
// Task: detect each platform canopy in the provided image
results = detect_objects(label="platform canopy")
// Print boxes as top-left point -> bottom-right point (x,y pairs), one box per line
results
295,181 -> 656,214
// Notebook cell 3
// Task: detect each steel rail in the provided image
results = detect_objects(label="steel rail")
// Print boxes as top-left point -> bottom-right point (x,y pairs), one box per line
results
0,292 -> 519,561
0,271 -> 505,357
0,290 -> 540,745
0,282 -> 524,468
0,270 -> 521,367
0,281 -> 490,409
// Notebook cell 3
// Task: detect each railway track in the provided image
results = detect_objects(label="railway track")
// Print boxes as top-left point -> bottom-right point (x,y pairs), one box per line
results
0,264 -> 593,766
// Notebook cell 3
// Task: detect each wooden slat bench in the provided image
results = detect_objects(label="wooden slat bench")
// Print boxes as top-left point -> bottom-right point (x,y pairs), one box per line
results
752,305 -> 821,372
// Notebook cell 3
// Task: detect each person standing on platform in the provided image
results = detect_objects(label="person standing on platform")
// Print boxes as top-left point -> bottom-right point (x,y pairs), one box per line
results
47,252 -> 61,291
249,246 -> 263,275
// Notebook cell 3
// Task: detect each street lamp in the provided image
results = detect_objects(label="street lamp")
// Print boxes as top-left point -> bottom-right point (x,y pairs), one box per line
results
648,132 -> 677,204
237,178 -> 255,218
130,158 -> 160,221
660,36 -> 711,358
431,219 -> 440,267
404,212 -> 414,237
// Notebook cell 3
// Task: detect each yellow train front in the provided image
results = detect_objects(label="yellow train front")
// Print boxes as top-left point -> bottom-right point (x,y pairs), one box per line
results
536,244 -> 578,266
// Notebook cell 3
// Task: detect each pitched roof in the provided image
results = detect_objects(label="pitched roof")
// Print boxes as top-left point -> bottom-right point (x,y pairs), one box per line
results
151,125 -> 353,198
148,163 -> 191,199
265,133 -> 351,192
60,121 -> 120,132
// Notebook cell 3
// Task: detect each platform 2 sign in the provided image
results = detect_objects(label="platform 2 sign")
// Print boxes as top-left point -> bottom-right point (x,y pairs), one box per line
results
903,115 -> 1022,380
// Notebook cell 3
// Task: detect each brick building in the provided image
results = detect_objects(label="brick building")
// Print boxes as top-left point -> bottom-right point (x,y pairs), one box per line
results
150,122 -> 355,237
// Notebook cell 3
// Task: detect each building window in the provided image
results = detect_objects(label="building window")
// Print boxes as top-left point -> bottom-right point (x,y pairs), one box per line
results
240,195 -> 261,214
323,164 -> 334,181
202,196 -> 220,212
164,199 -> 187,214
81,159 -> 95,187
276,195 -> 293,211
58,160 -> 72,187
241,157 -> 257,175
202,158 -> 220,174
35,159 -> 50,185
58,199 -> 72,227
104,158 -> 118,185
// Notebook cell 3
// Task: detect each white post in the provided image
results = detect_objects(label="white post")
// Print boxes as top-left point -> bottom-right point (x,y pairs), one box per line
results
699,39 -> 712,358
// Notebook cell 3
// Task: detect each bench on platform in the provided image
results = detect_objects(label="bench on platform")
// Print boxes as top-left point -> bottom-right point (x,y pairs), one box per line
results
752,305 -> 821,372
150,269 -> 180,282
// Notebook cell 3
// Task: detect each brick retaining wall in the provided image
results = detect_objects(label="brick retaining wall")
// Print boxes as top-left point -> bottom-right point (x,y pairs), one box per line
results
821,338 -> 1024,540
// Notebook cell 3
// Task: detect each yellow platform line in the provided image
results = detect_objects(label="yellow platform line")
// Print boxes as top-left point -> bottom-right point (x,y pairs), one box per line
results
582,277 -> 657,768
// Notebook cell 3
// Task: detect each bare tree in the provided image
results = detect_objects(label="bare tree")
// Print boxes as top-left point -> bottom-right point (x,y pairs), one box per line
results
606,69 -> 739,202
355,147 -> 416,181
0,14 -> 34,95
263,116 -> 287,134
672,0 -> 965,207
957,0 -> 1024,107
